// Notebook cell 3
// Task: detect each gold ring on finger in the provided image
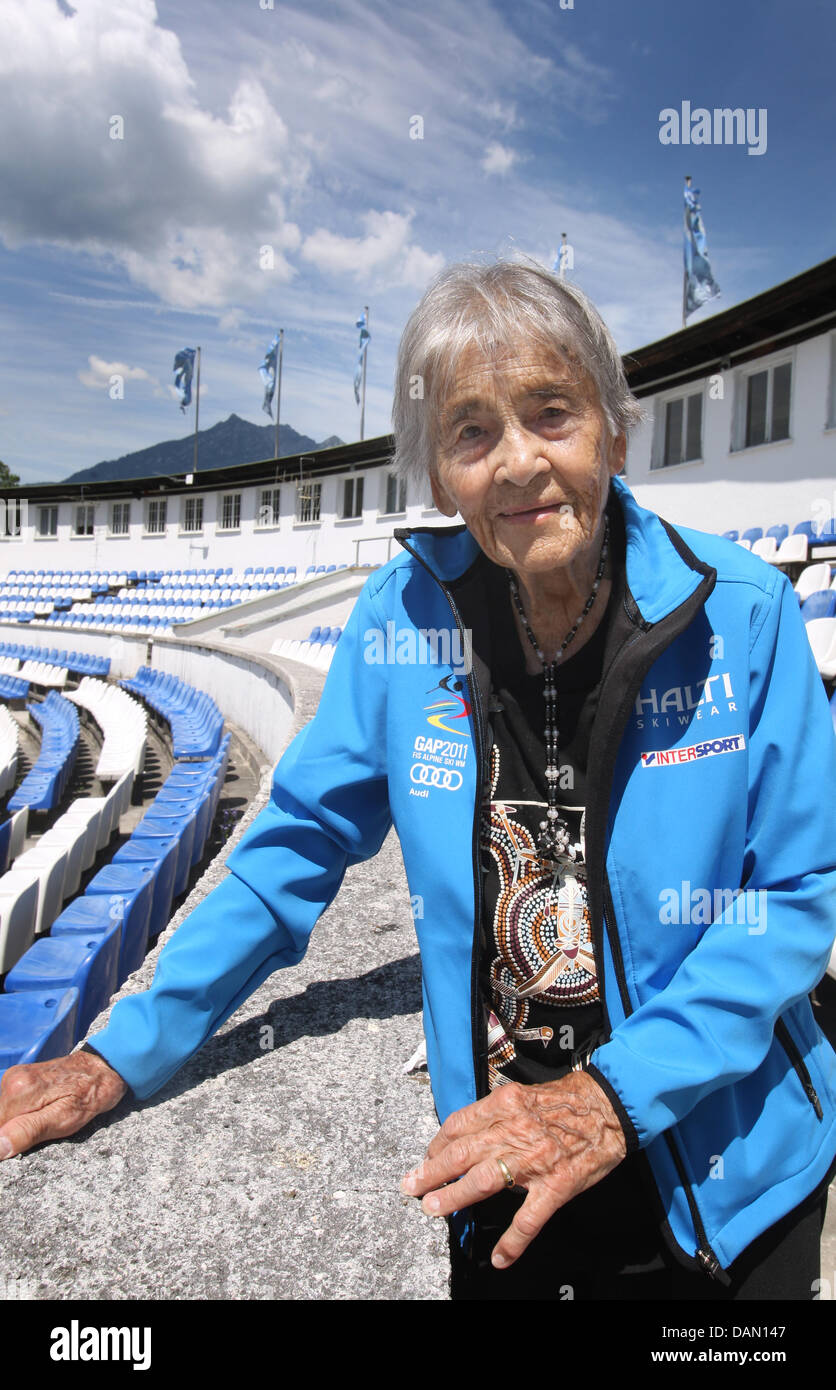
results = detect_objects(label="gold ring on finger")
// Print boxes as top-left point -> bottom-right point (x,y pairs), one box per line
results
496,1156 -> 516,1189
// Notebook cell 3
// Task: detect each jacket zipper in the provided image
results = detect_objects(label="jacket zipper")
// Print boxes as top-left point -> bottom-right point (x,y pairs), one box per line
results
774,1016 -> 823,1119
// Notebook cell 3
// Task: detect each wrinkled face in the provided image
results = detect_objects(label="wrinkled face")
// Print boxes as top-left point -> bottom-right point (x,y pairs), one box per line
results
430,341 -> 626,580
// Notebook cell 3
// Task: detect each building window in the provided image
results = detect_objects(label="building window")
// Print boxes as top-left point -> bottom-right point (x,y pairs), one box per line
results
652,391 -> 703,470
110,502 -> 130,535
38,506 -> 58,537
736,361 -> 792,449
74,503 -> 95,536
384,472 -> 407,514
182,497 -> 204,533
0,499 -> 25,540
219,492 -> 241,531
296,482 -> 321,524
257,488 -> 281,528
341,476 -> 364,519
145,498 -> 167,534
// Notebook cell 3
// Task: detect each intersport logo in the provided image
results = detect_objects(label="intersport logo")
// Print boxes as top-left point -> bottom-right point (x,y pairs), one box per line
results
642,734 -> 746,767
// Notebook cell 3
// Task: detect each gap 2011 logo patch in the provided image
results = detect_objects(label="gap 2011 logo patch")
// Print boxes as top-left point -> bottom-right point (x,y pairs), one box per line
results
641,734 -> 746,767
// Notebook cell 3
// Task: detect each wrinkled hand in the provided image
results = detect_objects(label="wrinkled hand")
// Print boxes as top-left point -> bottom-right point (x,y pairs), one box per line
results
0,1052 -> 128,1161
401,1071 -> 627,1268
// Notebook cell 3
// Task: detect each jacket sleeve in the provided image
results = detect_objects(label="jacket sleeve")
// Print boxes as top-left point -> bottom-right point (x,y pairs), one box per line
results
587,568 -> 836,1151
85,580 -> 393,1099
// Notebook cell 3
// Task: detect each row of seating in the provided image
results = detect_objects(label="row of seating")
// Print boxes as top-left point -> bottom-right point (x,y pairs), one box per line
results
0,676 -> 28,701
8,693 -> 80,813
3,571 -> 129,586
722,520 -> 836,567
120,668 -> 224,759
0,589 -> 96,601
0,737 -> 231,1072
0,644 -> 110,677
18,660 -> 67,688
66,679 -> 147,781
271,625 -> 343,671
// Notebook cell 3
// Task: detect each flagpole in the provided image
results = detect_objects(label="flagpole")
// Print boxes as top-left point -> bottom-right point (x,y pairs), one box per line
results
360,304 -> 368,442
274,329 -> 283,461
682,272 -> 687,331
193,346 -> 201,472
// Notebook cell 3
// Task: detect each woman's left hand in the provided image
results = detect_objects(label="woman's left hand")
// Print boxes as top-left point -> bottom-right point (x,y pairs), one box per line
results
401,1071 -> 628,1268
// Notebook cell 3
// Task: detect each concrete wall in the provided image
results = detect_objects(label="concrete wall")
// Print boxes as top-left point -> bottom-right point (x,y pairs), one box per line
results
151,639 -> 297,765
0,623 -> 298,766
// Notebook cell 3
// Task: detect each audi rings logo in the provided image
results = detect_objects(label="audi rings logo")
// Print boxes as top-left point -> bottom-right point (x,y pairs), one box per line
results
410,764 -> 463,791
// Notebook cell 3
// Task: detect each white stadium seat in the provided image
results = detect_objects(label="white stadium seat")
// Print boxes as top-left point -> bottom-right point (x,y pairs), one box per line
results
805,618 -> 836,680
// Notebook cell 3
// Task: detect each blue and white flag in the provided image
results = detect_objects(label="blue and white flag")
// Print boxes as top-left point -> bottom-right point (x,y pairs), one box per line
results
552,234 -> 571,278
683,182 -> 721,318
259,333 -> 280,418
353,309 -> 370,405
173,347 -> 196,413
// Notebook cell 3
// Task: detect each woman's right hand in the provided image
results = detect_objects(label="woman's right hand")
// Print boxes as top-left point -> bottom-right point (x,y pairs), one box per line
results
0,1051 -> 128,1160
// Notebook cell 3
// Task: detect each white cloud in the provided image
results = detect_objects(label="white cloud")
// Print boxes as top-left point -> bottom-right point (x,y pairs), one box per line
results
473,98 -> 521,132
78,355 -> 156,389
481,142 -> 518,176
300,209 -> 444,288
0,0 -> 307,309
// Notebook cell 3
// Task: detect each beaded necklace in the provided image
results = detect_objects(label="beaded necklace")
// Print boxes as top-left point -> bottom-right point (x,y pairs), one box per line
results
506,514 -> 609,864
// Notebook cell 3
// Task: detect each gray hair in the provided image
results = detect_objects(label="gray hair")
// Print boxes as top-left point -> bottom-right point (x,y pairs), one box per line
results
391,256 -> 643,485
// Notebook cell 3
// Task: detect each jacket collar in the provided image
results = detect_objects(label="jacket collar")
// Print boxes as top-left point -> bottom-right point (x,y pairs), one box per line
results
394,475 -> 713,628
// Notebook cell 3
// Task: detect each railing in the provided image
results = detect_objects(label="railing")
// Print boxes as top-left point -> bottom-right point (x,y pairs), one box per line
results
352,534 -> 396,566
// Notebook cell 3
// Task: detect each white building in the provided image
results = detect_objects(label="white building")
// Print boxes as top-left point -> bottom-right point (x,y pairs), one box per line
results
625,256 -> 836,536
2,257 -> 834,576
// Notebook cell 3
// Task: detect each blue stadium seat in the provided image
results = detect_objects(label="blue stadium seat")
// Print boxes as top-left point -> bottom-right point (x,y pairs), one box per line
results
133,811 -> 196,897
4,921 -> 122,1043
153,786 -> 212,865
801,591 -> 836,622
112,835 -> 179,941
76,864 -> 156,983
0,988 -> 80,1079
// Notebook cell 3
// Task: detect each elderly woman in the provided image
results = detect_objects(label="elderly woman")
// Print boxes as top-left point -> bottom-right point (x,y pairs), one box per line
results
1,261 -> 835,1301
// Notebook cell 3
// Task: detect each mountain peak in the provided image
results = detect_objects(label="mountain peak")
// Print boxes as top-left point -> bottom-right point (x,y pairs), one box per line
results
63,416 -> 345,484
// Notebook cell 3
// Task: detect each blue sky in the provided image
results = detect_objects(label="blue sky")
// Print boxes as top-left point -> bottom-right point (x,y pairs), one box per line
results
1,0 -> 834,482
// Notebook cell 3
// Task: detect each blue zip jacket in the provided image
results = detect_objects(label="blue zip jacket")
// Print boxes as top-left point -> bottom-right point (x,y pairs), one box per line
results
88,476 -> 836,1277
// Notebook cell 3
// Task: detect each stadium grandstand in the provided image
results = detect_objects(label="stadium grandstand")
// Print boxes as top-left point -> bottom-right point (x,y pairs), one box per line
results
0,257 -> 833,1299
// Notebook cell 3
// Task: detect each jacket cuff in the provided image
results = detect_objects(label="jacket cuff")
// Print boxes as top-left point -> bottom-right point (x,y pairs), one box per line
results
584,1061 -> 640,1156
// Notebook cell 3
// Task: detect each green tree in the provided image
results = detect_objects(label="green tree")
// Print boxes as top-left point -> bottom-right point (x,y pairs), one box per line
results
0,460 -> 20,488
